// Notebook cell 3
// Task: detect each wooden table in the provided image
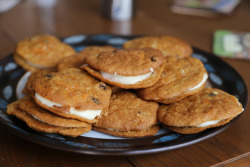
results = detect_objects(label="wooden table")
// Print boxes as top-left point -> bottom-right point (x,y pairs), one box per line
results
0,0 -> 249,166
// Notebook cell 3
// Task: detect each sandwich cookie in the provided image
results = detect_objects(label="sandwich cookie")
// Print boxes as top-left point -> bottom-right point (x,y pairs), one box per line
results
57,46 -> 116,71
14,35 -> 76,72
32,68 -> 112,123
19,96 -> 92,128
82,48 -> 166,89
93,91 -> 159,137
158,88 -> 244,134
6,98 -> 91,137
123,36 -> 193,58
137,57 -> 208,104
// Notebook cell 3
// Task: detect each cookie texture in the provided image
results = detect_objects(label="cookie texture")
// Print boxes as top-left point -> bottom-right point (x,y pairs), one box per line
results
93,91 -> 159,137
158,88 -> 243,134
79,45 -> 116,59
93,125 -> 160,138
84,48 -> 164,75
14,35 -> 76,71
23,69 -> 56,95
6,99 -> 91,137
32,68 -> 112,123
137,57 -> 208,104
123,36 -> 193,58
57,54 -> 86,72
57,46 -> 116,71
83,48 -> 166,89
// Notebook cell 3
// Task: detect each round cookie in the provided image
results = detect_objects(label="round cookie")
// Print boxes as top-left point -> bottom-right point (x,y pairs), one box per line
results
93,91 -> 159,137
32,68 -> 112,123
137,56 -> 208,104
158,88 -> 244,134
19,96 -> 91,128
123,36 -> 193,58
6,99 -> 91,137
82,48 -> 166,89
57,46 -> 116,71
14,35 -> 76,71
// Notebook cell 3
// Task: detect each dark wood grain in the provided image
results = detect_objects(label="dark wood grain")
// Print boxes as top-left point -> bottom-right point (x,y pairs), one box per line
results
0,0 -> 250,166
211,152 -> 250,167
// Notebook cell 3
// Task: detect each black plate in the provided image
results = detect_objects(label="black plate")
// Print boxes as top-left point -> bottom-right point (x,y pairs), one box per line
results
0,34 -> 247,155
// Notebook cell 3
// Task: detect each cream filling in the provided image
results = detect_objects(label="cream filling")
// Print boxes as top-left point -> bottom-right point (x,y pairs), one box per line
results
29,113 -> 55,126
196,120 -> 220,127
69,108 -> 102,120
107,128 -> 119,131
31,114 -> 45,123
100,68 -> 153,85
190,73 -> 208,91
35,93 -> 101,120
26,59 -> 51,69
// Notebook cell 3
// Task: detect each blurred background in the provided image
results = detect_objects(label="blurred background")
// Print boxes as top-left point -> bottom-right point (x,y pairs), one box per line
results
0,0 -> 249,56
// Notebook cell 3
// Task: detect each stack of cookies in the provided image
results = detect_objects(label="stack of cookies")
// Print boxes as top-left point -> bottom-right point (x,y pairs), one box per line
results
14,35 -> 76,72
7,35 -> 244,137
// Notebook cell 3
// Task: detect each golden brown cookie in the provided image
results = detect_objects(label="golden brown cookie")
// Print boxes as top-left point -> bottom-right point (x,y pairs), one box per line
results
158,88 -> 244,134
137,57 -> 208,104
57,54 -> 86,72
123,36 -> 193,58
93,91 -> 159,137
82,48 -> 166,89
78,45 -> 116,58
164,118 -> 233,134
19,96 -> 91,128
14,35 -> 76,72
6,99 -> 91,137
57,46 -> 116,71
32,68 -> 112,123
14,54 -> 42,72
23,69 -> 56,95
93,125 -> 160,138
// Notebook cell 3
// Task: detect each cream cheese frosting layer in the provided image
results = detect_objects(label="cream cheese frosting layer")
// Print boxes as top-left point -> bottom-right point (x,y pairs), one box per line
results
35,93 -> 101,120
100,69 -> 153,85
196,120 -> 220,127
190,73 -> 208,91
